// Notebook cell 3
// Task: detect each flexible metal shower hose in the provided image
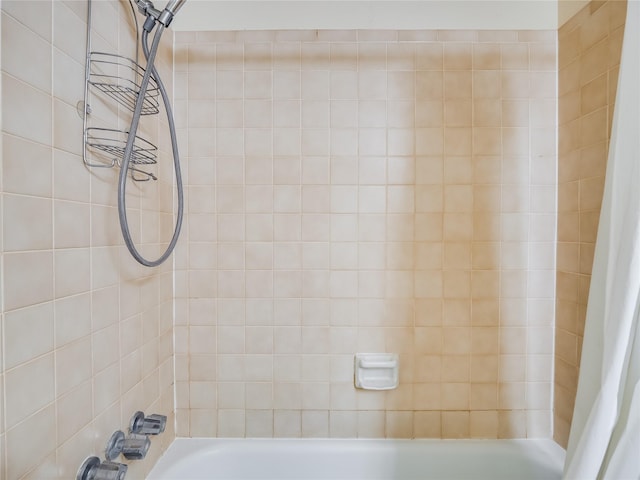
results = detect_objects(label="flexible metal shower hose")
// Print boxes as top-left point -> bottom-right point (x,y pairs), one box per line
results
119,22 -> 184,267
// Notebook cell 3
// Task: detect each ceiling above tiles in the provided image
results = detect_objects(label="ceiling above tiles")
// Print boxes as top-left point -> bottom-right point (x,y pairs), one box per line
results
170,0 -> 589,32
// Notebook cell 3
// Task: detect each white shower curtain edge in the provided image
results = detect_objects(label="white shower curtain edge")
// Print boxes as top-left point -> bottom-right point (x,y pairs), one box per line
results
562,1 -> 640,478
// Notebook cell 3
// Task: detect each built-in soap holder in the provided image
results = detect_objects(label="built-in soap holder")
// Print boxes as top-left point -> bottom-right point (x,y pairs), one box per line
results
354,353 -> 399,390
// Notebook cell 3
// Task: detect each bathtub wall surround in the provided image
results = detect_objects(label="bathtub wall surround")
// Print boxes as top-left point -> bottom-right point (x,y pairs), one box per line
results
173,29 -> 558,439
554,0 -> 626,448
0,1 -> 176,479
4,0 -> 626,474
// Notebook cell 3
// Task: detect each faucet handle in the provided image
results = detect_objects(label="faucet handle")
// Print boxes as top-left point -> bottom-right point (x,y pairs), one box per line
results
76,456 -> 127,480
122,433 -> 151,460
106,430 -> 151,461
129,411 -> 166,435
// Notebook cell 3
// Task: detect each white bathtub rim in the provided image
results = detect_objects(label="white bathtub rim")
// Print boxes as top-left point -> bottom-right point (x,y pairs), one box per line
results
148,437 -> 566,480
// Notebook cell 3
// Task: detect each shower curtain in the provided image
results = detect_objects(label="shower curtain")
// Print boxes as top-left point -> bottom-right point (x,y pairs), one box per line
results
562,2 -> 640,479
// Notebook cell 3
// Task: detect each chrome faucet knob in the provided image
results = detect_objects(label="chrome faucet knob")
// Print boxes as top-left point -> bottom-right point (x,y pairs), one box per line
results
105,429 -> 151,461
76,456 -> 127,480
129,411 -> 166,435
121,433 -> 151,460
92,461 -> 128,480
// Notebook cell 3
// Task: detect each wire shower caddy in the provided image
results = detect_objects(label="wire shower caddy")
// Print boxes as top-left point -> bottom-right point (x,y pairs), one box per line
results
81,1 -> 159,181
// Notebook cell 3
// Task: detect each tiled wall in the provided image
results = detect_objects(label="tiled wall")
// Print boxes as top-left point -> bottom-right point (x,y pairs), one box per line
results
6,0 -> 624,465
174,29 -> 557,439
1,1 -> 175,478
554,0 -> 626,448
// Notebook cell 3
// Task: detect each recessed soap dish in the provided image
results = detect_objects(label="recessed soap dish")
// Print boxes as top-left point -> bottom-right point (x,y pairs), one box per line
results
354,353 -> 399,390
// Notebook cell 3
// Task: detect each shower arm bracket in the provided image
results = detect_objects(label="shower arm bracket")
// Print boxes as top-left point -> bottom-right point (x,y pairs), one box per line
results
134,0 -> 177,28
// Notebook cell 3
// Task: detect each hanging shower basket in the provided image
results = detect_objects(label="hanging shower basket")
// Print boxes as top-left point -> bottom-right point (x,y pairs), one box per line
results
84,127 -> 158,181
88,51 -> 160,115
81,11 -> 159,182
86,127 -> 157,165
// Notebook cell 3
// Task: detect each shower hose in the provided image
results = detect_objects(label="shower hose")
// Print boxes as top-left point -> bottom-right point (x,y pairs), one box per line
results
119,20 -> 184,267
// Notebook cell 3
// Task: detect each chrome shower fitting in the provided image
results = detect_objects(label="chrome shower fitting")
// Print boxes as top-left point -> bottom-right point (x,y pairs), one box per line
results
129,411 -> 167,435
76,456 -> 127,480
134,0 -> 186,27
160,0 -> 187,26
105,430 -> 151,461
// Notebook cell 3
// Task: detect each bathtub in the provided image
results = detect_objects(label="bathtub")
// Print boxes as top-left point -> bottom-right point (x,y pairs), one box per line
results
147,438 -> 565,480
